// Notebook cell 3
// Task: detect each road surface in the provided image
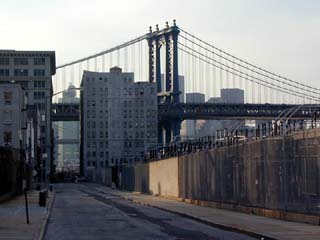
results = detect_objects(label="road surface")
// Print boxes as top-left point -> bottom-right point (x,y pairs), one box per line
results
44,183 -> 257,240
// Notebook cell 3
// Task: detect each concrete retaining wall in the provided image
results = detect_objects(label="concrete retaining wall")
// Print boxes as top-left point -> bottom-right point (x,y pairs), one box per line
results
122,129 -> 320,218
122,158 -> 179,197
149,157 -> 179,197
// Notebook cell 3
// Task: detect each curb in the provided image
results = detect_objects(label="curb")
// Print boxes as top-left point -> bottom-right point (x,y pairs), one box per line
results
35,191 -> 56,240
109,191 -> 279,240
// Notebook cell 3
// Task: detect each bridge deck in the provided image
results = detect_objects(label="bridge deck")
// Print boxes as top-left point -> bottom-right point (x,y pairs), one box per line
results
51,103 -> 320,122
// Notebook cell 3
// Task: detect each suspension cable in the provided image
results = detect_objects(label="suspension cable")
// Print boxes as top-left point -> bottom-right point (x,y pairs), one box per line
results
178,42 -> 320,102
179,27 -> 320,92
179,45 -> 319,102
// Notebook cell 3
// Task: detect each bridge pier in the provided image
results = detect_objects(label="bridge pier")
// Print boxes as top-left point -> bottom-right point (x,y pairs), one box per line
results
158,120 -> 182,145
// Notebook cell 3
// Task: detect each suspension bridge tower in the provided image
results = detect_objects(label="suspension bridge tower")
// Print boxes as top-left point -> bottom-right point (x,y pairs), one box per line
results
147,20 -> 181,144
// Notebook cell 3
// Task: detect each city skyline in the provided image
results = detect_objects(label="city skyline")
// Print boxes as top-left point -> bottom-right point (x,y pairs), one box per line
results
0,0 -> 319,89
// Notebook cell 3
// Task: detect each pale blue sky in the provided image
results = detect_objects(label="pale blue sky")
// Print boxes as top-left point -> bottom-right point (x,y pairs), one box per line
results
1,0 -> 319,87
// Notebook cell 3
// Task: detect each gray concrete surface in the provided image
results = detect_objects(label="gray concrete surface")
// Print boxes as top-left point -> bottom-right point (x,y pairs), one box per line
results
91,184 -> 320,240
44,183 -> 256,240
0,190 -> 54,240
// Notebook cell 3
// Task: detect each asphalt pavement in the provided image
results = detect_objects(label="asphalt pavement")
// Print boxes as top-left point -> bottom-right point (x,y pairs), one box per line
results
44,183 -> 257,240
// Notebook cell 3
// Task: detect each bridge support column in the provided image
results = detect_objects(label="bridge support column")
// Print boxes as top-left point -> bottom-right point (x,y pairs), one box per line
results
159,120 -> 182,145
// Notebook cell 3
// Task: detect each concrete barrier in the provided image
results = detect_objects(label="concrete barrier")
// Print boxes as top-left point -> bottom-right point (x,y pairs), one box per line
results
149,157 -> 179,197
122,129 -> 320,224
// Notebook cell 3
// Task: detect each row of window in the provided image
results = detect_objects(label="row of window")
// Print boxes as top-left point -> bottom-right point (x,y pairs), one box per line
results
87,151 -> 109,158
87,131 -> 156,140
0,57 -> 46,66
0,69 -> 9,76
86,157 -> 142,167
85,87 -> 155,97
36,103 -> 46,110
87,141 -> 108,148
34,80 -> 45,88
86,120 -> 156,130
85,109 -> 156,120
0,69 -> 46,77
85,76 -> 133,83
34,91 -> 45,100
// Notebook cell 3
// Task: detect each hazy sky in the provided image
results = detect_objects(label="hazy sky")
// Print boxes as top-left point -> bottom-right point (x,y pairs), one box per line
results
1,0 -> 319,87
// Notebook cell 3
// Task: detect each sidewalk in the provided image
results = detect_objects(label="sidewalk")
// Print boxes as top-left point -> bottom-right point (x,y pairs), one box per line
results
0,190 -> 55,240
88,184 -> 320,240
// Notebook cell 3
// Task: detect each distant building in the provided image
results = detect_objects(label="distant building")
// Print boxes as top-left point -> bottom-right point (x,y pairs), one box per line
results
80,67 -> 158,183
198,88 -> 245,138
183,93 -> 205,139
0,50 -> 56,179
55,83 -> 80,172
221,88 -> 244,104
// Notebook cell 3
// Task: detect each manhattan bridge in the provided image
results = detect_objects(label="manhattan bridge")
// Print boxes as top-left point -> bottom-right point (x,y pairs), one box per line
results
52,20 -> 320,144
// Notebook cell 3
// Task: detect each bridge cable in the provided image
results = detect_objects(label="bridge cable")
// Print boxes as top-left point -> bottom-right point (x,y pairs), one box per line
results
179,34 -> 319,97
178,45 -> 319,103
179,42 -> 320,102
179,28 -> 320,93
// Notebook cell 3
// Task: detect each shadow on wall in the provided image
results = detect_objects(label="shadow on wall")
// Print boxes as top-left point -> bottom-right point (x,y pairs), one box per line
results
122,163 -> 150,193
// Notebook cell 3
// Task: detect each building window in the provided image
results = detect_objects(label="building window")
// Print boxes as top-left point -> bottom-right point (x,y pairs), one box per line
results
3,131 -> 12,145
14,58 -> 28,65
0,69 -> 9,76
34,58 -> 45,65
33,91 -> 45,100
34,80 -> 45,88
36,103 -> 45,110
14,69 -> 28,76
3,110 -> 12,124
0,58 -> 9,65
100,152 -> 104,157
3,91 -> 12,105
34,69 -> 45,77
18,81 -> 28,89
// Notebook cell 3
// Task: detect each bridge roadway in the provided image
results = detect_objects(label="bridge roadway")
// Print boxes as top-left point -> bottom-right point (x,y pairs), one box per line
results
51,102 -> 320,122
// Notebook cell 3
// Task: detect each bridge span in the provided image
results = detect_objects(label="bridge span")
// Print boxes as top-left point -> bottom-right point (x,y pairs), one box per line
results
52,102 -> 320,122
